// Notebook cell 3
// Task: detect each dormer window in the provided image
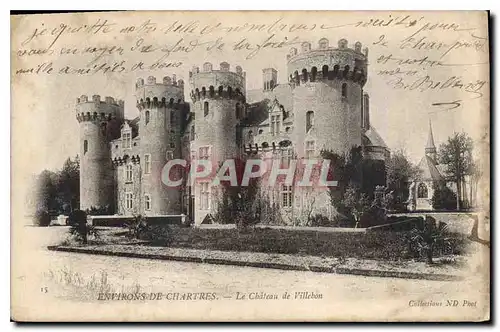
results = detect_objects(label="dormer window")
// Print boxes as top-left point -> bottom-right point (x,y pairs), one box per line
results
271,115 -> 281,135
122,131 -> 132,149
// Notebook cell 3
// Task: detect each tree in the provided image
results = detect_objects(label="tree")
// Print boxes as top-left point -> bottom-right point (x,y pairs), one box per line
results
212,178 -> 261,229
438,132 -> 474,210
320,147 -> 364,223
34,170 -> 58,212
31,155 -> 80,219
469,159 -> 482,208
33,209 -> 51,227
386,150 -> 421,210
432,184 -> 457,210
342,184 -> 371,227
55,156 -> 80,213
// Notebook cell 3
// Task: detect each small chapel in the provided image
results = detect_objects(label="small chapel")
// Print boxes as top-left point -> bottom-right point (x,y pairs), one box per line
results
407,120 -> 476,211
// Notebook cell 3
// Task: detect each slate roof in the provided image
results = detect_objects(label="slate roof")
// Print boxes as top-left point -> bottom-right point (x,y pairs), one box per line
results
417,155 -> 444,181
363,127 -> 388,148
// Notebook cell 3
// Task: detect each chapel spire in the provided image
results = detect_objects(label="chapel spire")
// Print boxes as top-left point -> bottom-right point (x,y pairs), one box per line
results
425,119 -> 437,161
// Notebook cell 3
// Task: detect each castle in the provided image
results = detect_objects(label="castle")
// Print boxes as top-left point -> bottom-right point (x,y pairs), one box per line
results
75,38 -> 390,225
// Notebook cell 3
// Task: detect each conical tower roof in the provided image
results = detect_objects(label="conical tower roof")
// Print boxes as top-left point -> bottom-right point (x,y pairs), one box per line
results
425,119 -> 436,152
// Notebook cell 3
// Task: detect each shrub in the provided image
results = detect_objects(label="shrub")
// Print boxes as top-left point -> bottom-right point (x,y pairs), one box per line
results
403,216 -> 452,264
34,209 -> 51,227
123,214 -> 149,239
86,205 -> 112,216
122,215 -> 173,245
139,225 -> 173,246
432,185 -> 457,210
310,214 -> 335,227
212,179 -> 262,229
68,209 -> 99,245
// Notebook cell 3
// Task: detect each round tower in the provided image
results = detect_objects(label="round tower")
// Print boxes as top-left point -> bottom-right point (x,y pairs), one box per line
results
136,75 -> 185,215
76,95 -> 124,211
287,38 -> 368,157
189,62 -> 246,163
189,62 -> 246,225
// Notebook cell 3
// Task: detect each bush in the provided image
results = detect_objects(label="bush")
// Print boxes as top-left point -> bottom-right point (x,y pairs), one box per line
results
310,214 -> 335,227
124,214 -> 149,239
139,225 -> 173,246
212,179 -> 262,229
67,209 -> 99,244
403,216 -> 454,263
122,215 -> 173,245
34,209 -> 51,227
68,209 -> 87,225
86,205 -> 113,216
432,185 -> 457,210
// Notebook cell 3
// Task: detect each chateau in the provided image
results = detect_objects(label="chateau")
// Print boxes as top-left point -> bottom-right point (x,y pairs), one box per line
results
75,38 -> 390,225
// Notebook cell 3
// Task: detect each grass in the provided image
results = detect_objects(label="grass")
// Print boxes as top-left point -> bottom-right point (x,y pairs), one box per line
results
129,226 -> 468,261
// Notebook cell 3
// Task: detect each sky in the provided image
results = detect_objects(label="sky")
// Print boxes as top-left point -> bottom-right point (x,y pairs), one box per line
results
11,11 -> 490,181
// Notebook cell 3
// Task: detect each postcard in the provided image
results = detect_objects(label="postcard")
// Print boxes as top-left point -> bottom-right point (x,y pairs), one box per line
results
11,10 -> 490,322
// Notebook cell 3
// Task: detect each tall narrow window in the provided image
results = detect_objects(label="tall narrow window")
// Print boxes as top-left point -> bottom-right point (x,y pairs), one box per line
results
144,194 -> 151,211
125,164 -> 133,182
235,103 -> 240,119
122,131 -> 131,148
305,140 -> 315,159
204,101 -> 209,117
342,83 -> 347,98
271,115 -> 281,135
144,154 -> 151,174
281,147 -> 293,168
190,125 -> 195,141
306,111 -> 314,133
281,184 -> 293,208
125,192 -> 133,210
199,146 -> 210,160
417,183 -> 428,198
170,130 -> 175,148
145,110 -> 150,125
200,182 -> 210,210
247,130 -> 254,143
83,140 -> 88,155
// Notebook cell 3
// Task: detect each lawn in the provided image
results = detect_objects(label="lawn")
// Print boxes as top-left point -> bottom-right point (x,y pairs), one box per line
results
111,226 -> 468,261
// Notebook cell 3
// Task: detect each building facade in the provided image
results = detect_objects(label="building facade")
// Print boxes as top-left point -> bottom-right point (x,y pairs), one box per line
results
76,38 -> 390,225
407,120 -> 477,211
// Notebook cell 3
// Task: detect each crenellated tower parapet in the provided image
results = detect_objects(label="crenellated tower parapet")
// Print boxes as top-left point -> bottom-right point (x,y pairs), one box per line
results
76,95 -> 124,123
189,62 -> 246,102
135,75 -> 185,110
287,38 -> 368,87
